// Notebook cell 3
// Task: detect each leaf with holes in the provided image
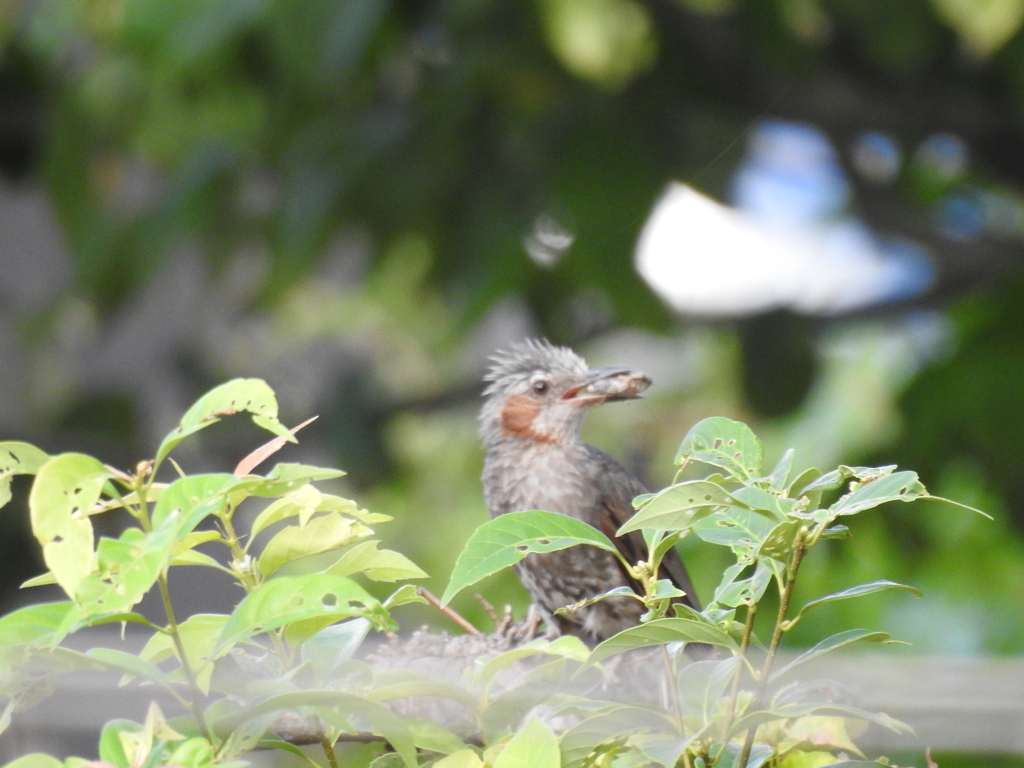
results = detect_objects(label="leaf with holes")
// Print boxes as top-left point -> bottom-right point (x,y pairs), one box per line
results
441,510 -> 618,606
28,453 -> 111,599
674,417 -> 763,481
618,482 -> 737,534
757,519 -> 804,562
154,379 -> 293,469
830,471 -> 926,517
216,573 -> 391,650
74,518 -> 180,616
0,441 -> 48,511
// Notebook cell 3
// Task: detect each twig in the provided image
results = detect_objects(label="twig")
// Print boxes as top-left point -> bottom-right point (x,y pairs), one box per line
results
417,587 -> 481,635
475,594 -> 499,628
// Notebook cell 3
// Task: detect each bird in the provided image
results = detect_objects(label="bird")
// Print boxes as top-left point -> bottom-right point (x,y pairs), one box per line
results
479,338 -> 702,644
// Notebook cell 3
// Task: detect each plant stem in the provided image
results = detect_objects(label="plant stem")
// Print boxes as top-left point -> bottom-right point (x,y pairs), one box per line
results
710,603 -> 757,766
158,574 -> 212,740
737,532 -> 808,768
319,732 -> 340,768
660,644 -> 685,734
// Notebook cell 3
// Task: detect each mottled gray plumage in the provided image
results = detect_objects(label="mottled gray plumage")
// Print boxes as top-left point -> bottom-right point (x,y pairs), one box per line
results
479,339 -> 702,643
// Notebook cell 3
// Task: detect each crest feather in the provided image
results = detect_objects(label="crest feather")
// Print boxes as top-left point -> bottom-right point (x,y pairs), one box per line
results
482,338 -> 587,396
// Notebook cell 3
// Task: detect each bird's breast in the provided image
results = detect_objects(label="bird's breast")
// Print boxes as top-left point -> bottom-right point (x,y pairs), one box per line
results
481,442 -> 600,520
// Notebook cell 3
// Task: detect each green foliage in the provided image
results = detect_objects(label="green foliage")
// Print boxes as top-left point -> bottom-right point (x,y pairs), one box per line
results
447,416 -> 984,767
0,380 -> 437,768
0,391 -> 980,767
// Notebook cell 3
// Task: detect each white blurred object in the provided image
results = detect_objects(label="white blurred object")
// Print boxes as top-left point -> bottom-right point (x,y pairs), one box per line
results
635,182 -> 933,317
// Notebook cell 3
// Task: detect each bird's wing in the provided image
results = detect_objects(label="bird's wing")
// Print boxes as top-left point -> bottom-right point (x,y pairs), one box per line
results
585,445 -> 703,612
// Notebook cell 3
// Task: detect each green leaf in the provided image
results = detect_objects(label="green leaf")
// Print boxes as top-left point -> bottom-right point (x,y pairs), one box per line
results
29,454 -> 111,598
211,690 -> 417,768
770,629 -> 893,681
217,573 -> 390,649
729,701 -> 910,738
383,583 -> 427,609
441,510 -> 618,606
787,467 -> 822,497
674,417 -> 763,481
791,580 -> 922,625
234,463 -> 346,499
75,518 -> 181,615
585,617 -> 738,668
139,613 -> 228,693
432,749 -> 485,768
727,486 -> 794,520
478,636 -> 589,694
768,448 -> 795,491
618,481 -> 735,534
151,474 -> 239,530
710,741 -> 773,768
693,508 -> 776,551
249,488 -> 363,539
154,379 -> 293,470
830,471 -> 926,516
327,539 -> 427,581
0,602 -> 76,647
713,560 -> 773,608
801,465 -> 895,494
494,716 -> 560,768
678,656 -> 742,726
629,733 -> 700,768
0,441 -> 49,510
369,670 -> 478,709
301,618 -> 371,684
258,511 -> 369,577
86,648 -> 175,691
1,754 -> 64,768
559,705 -> 672,768
757,519 -> 804,562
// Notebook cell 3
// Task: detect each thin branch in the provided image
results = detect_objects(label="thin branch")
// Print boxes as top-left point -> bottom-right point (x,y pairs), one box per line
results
417,587 -> 481,635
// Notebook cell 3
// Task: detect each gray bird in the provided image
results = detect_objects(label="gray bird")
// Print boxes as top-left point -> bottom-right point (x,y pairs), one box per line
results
479,339 -> 702,643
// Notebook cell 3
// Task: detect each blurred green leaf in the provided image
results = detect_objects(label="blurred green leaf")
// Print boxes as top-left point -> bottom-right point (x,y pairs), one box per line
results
300,618 -> 370,684
441,510 -> 619,606
770,629 -> 893,681
493,716 -> 560,768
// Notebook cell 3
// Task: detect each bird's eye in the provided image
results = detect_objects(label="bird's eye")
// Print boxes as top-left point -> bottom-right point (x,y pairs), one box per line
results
532,380 -> 550,395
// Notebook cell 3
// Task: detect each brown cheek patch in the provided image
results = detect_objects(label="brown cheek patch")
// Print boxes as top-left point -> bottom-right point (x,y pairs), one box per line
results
500,395 -> 553,441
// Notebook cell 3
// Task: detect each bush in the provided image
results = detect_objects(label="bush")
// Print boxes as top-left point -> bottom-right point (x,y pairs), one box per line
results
0,382 -> 982,767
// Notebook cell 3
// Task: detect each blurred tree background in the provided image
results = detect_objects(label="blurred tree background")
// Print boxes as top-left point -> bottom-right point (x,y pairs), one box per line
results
2,0 -> 1024,662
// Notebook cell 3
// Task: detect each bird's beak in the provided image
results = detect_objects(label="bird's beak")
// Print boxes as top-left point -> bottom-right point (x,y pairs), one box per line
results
561,366 -> 652,404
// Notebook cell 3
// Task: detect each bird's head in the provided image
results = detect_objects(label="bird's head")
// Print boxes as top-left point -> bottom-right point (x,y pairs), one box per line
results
479,338 -> 651,447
